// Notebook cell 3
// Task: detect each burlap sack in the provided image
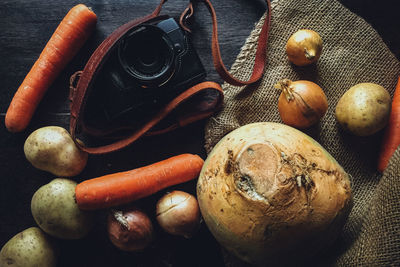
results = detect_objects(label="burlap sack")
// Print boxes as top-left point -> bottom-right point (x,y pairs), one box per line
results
204,0 -> 400,265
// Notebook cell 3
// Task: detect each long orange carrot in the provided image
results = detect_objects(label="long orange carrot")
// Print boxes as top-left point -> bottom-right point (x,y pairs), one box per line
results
75,154 -> 204,210
5,4 -> 97,132
378,76 -> 400,172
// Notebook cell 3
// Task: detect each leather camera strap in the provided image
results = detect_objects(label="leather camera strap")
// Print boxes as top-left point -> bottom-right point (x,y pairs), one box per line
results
71,81 -> 222,154
70,0 -> 271,154
180,0 -> 272,86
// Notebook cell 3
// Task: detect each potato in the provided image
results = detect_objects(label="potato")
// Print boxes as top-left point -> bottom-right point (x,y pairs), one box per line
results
0,227 -> 57,267
31,178 -> 93,239
24,126 -> 88,177
335,83 -> 391,136
197,122 -> 352,266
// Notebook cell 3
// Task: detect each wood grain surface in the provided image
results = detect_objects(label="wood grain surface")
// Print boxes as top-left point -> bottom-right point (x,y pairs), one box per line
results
0,0 -> 399,266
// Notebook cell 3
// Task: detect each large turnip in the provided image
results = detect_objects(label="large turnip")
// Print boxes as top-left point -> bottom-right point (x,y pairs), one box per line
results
197,122 -> 352,266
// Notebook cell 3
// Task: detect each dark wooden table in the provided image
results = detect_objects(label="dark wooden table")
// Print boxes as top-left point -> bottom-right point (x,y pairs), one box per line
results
1,0 -> 399,266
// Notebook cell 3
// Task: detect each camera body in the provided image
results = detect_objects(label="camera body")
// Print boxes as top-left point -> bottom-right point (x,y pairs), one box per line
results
85,16 -> 206,130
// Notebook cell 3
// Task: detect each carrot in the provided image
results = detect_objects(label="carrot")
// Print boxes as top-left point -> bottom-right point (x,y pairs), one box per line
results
5,4 -> 97,132
75,154 -> 204,210
378,76 -> 400,172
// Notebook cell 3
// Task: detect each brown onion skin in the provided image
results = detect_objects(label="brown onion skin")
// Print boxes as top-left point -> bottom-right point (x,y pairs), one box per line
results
156,191 -> 201,238
286,29 -> 322,66
107,208 -> 154,251
277,79 -> 328,129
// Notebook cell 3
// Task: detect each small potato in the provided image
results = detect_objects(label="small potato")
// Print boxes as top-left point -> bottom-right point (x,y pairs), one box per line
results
335,83 -> 391,136
31,178 -> 93,239
24,126 -> 88,177
0,227 -> 57,267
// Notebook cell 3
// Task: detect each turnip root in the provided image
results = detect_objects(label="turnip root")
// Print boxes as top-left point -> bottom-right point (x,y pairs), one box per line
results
197,122 -> 352,266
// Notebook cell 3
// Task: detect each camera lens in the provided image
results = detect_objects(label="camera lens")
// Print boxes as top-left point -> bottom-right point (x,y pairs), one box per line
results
119,25 -> 175,87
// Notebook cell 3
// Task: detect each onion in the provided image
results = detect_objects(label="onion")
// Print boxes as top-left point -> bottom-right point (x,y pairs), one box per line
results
156,191 -> 201,238
286,29 -> 322,66
276,79 -> 328,128
107,207 -> 154,251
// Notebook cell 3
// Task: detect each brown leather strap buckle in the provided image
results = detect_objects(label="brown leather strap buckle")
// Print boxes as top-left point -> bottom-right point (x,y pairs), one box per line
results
179,2 -> 194,32
69,71 -> 82,106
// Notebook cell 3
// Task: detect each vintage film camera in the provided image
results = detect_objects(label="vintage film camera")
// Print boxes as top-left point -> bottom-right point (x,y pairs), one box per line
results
84,16 -> 206,130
